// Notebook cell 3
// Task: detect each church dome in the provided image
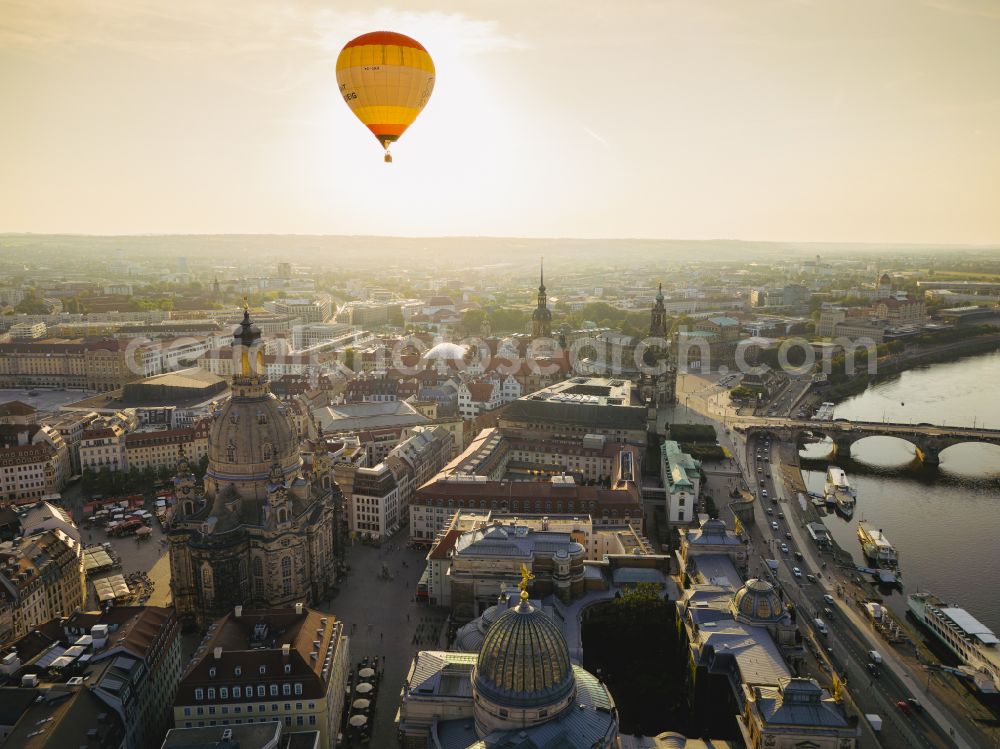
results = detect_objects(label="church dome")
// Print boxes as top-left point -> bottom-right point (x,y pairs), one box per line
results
732,578 -> 786,623
474,598 -> 575,710
208,392 -> 299,478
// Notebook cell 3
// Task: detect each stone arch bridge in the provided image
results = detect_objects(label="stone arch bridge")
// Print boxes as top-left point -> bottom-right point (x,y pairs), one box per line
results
740,418 -> 1000,465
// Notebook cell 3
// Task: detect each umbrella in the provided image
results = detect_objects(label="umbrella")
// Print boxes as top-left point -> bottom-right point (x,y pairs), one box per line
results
349,714 -> 368,727
358,667 -> 375,678
352,698 -> 370,710
355,682 -> 373,694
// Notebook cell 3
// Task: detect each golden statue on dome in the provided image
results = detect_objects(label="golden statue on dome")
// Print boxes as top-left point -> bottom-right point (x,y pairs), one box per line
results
518,564 -> 534,601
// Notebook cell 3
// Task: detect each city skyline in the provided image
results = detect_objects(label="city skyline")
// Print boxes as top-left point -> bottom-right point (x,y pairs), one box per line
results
2,0 -> 1000,243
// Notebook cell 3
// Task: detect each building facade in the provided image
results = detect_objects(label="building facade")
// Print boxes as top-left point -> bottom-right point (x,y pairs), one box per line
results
172,605 -> 349,749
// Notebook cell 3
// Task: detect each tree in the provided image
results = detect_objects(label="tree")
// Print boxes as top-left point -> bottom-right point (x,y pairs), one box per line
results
459,308 -> 486,336
14,294 -> 49,315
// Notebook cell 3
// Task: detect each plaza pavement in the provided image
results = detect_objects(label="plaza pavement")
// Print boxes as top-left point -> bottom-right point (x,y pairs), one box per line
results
316,532 -> 450,745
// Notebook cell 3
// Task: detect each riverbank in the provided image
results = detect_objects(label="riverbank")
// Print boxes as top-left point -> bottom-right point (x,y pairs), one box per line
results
781,443 -> 1000,735
810,332 -> 1000,406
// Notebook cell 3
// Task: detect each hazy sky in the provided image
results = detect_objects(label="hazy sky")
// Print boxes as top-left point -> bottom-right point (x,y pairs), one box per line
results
1,0 -> 999,242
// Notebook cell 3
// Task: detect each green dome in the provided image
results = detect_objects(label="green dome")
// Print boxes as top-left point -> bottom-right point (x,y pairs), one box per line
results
474,598 -> 574,709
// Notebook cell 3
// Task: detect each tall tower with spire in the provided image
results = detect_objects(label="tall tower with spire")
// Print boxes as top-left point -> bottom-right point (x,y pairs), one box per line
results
649,282 -> 667,339
531,258 -> 552,338
640,281 -> 676,410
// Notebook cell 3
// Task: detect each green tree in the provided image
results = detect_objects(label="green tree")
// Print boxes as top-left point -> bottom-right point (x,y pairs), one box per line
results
15,294 -> 49,314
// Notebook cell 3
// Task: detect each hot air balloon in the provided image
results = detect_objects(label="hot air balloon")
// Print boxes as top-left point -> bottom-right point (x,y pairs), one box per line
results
336,31 -> 435,163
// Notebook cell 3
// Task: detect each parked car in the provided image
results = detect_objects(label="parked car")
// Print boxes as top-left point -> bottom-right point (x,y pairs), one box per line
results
771,521 -> 779,531
792,567 -> 802,577
780,543 -> 789,554
806,573 -> 817,583
823,594 -> 835,605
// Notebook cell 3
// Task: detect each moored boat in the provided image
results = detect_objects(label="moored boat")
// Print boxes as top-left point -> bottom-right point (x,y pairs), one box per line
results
908,591 -> 1000,694
824,467 -> 856,517
857,522 -> 898,568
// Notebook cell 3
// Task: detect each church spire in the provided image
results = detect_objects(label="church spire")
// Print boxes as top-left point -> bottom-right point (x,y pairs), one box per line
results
531,258 -> 552,339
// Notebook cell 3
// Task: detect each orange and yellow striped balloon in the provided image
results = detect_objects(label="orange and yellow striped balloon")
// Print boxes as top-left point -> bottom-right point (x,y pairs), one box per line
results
336,31 -> 435,162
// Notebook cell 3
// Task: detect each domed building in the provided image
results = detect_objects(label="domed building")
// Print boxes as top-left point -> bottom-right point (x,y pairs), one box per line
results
396,575 -> 618,748
168,308 -> 339,627
731,578 -> 797,647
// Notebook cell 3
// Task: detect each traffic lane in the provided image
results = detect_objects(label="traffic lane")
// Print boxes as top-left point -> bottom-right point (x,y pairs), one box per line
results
774,570 -> 943,749
821,601 -> 949,749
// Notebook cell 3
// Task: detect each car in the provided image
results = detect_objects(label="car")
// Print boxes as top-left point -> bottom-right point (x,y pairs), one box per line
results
895,700 -> 912,715
823,606 -> 835,618
906,698 -> 923,713
806,574 -> 817,583
766,507 -> 773,515
792,567 -> 802,577
757,467 -> 763,474
778,511 -> 784,518
866,662 -> 880,678
771,521 -> 779,530
823,594 -> 835,605
761,489 -> 768,497
780,543 -> 789,554
764,456 -> 769,462
785,531 -> 792,540
794,551 -> 804,561
760,480 -> 766,487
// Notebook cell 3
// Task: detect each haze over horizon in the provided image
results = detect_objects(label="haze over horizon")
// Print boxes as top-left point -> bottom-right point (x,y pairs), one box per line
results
2,0 -> 999,243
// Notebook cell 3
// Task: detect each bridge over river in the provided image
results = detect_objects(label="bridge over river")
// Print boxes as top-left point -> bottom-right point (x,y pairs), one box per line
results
735,417 -> 1000,465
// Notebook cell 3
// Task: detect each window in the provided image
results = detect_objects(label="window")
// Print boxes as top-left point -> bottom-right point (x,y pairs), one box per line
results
259,665 -> 266,675
282,684 -> 291,696
197,708 -> 204,716
220,687 -> 228,699
209,667 -> 216,677
207,688 -> 216,700
284,664 -> 292,674
184,708 -> 191,717
235,666 -> 242,676
233,687 -> 241,698
195,688 -> 204,700
308,715 -> 316,726
294,684 -> 303,696
296,716 -> 304,726
257,685 -> 265,697
208,706 -> 216,715
270,684 -> 278,696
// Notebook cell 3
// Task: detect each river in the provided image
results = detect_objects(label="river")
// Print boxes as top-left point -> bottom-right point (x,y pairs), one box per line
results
798,349 -> 1000,633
